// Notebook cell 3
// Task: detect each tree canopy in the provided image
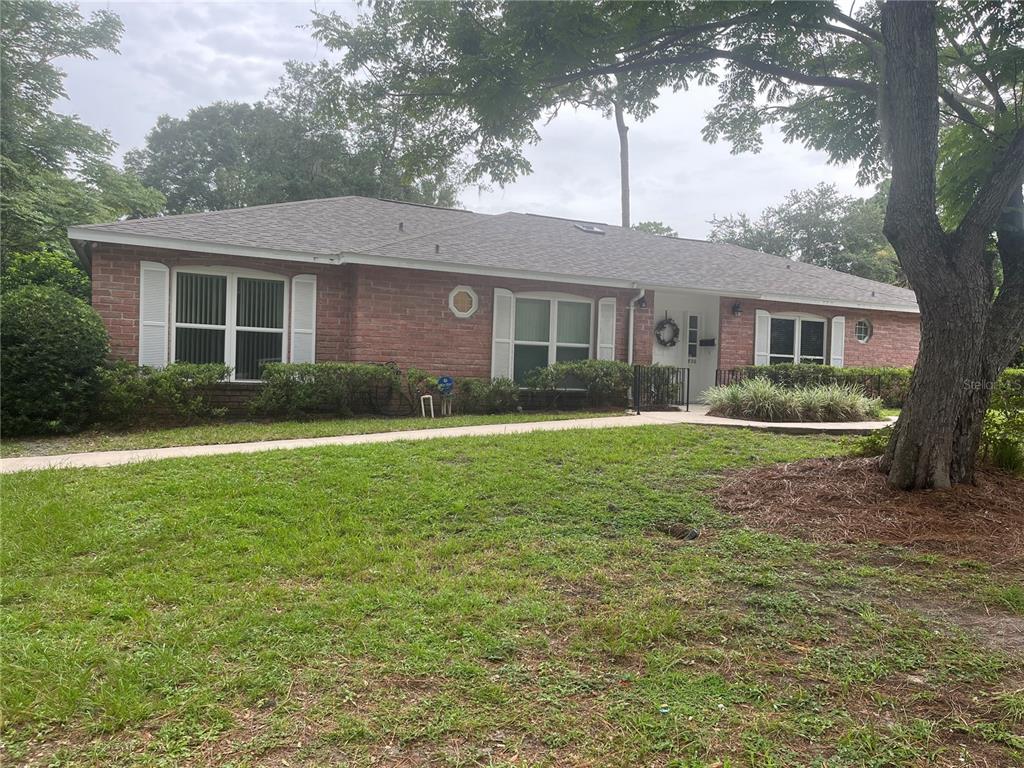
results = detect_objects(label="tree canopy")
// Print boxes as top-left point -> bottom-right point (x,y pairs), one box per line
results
126,60 -> 474,214
708,183 -> 904,285
0,0 -> 163,260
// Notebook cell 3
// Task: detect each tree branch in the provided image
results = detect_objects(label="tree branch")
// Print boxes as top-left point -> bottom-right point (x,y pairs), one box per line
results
939,87 -> 990,134
546,47 -> 874,97
955,126 -> 1024,251
826,9 -> 882,43
942,24 -> 1007,112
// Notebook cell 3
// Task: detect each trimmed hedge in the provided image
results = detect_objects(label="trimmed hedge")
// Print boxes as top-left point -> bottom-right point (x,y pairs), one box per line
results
729,364 -> 911,407
455,378 -> 519,414
526,359 -> 632,408
94,362 -> 231,427
248,362 -> 399,418
0,286 -> 108,435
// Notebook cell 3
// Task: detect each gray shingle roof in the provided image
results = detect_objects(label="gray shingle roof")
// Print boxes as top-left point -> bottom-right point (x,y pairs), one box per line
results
70,195 -> 918,312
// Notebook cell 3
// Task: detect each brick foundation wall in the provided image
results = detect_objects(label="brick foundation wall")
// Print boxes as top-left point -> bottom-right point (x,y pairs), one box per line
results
90,244 -> 655,377
717,296 -> 920,370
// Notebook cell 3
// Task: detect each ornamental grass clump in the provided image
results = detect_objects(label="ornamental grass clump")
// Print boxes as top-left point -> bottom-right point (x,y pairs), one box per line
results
705,378 -> 882,422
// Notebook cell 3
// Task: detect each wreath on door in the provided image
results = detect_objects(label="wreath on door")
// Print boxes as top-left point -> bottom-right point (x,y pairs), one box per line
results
654,317 -> 680,347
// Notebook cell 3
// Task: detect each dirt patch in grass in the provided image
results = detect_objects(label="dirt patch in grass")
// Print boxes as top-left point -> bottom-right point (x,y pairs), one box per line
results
712,457 -> 1024,567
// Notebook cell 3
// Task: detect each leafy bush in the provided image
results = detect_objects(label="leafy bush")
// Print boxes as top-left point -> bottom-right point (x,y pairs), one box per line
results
982,368 -> 1024,473
1,249 -> 91,300
526,359 -> 632,408
249,362 -> 399,418
730,364 -> 911,407
706,378 -> 882,422
94,362 -> 231,427
456,378 -> 519,414
0,285 -> 108,435
852,425 -> 892,457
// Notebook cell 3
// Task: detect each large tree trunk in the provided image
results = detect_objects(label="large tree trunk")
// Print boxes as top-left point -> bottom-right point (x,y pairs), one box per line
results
878,2 -> 1024,490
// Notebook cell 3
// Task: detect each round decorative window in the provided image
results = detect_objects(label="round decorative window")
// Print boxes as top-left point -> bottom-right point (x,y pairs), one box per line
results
448,285 -> 478,318
854,319 -> 872,343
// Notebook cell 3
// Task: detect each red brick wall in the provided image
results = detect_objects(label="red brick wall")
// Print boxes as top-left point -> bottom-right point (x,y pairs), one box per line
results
717,296 -> 920,370
90,244 -> 655,375
345,264 -> 652,378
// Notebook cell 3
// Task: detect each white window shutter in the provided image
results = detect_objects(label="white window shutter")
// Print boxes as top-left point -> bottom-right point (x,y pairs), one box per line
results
491,288 -> 514,379
138,260 -> 169,367
290,274 -> 317,363
754,309 -> 770,366
596,297 -> 616,360
830,315 -> 846,367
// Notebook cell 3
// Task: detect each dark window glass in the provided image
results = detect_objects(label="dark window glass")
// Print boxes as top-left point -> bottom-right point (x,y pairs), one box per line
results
556,345 -> 589,363
175,327 -> 225,364
176,273 -> 226,326
513,344 -> 549,384
235,331 -> 283,381
769,318 -> 795,363
800,320 -> 825,361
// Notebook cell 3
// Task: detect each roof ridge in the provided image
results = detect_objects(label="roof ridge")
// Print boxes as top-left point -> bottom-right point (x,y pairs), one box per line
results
372,197 -> 479,214
76,195 -> 366,229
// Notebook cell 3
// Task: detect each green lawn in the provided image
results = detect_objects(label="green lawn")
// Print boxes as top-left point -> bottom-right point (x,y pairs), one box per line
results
2,425 -> 1021,767
0,411 -> 618,457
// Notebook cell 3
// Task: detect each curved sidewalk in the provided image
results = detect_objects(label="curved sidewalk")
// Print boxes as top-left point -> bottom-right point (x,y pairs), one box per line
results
0,408 -> 893,474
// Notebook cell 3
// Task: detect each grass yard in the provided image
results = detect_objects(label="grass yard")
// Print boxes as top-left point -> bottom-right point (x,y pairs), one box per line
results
2,425 -> 1021,767
0,411 -> 618,458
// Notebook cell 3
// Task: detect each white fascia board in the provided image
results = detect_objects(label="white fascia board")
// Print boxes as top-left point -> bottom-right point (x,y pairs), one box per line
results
67,228 -> 342,265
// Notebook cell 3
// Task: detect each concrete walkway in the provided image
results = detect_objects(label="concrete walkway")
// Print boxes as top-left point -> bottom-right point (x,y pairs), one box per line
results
0,407 -> 893,474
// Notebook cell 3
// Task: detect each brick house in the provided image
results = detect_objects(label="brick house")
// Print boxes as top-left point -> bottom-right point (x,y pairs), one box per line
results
69,196 -> 920,400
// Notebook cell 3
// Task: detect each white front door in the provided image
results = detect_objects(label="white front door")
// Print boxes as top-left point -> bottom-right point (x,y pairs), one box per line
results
651,292 -> 721,400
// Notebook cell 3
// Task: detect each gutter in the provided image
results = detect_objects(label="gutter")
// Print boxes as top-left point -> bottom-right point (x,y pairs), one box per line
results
627,287 -> 647,365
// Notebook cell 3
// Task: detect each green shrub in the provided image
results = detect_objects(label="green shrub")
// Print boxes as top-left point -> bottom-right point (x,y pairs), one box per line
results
731,364 -> 911,407
456,378 -> 519,414
249,362 -> 399,418
94,362 -> 231,427
852,425 -> 893,457
1,248 -> 91,301
526,359 -> 632,408
0,285 -> 108,435
705,378 -> 881,422
982,369 -> 1024,473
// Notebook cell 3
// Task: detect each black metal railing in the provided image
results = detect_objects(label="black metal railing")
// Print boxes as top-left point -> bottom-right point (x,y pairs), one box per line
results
633,365 -> 690,413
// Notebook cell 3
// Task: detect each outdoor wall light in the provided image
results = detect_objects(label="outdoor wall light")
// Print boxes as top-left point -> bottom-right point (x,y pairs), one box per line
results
731,302 -> 743,317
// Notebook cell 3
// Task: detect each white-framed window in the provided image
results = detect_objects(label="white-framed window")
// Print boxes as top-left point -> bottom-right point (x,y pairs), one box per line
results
686,314 -> 699,364
171,266 -> 289,381
768,315 -> 826,365
855,318 -> 873,343
512,293 -> 593,383
448,285 -> 479,318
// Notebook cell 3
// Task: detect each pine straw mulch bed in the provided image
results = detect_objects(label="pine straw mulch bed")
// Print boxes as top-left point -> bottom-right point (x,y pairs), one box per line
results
713,456 -> 1024,567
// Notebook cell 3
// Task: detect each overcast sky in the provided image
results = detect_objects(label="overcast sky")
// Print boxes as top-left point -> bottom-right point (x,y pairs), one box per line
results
61,1 -> 867,238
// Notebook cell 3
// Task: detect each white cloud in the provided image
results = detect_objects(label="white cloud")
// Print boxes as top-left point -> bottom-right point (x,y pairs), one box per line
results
59,1 -> 868,237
